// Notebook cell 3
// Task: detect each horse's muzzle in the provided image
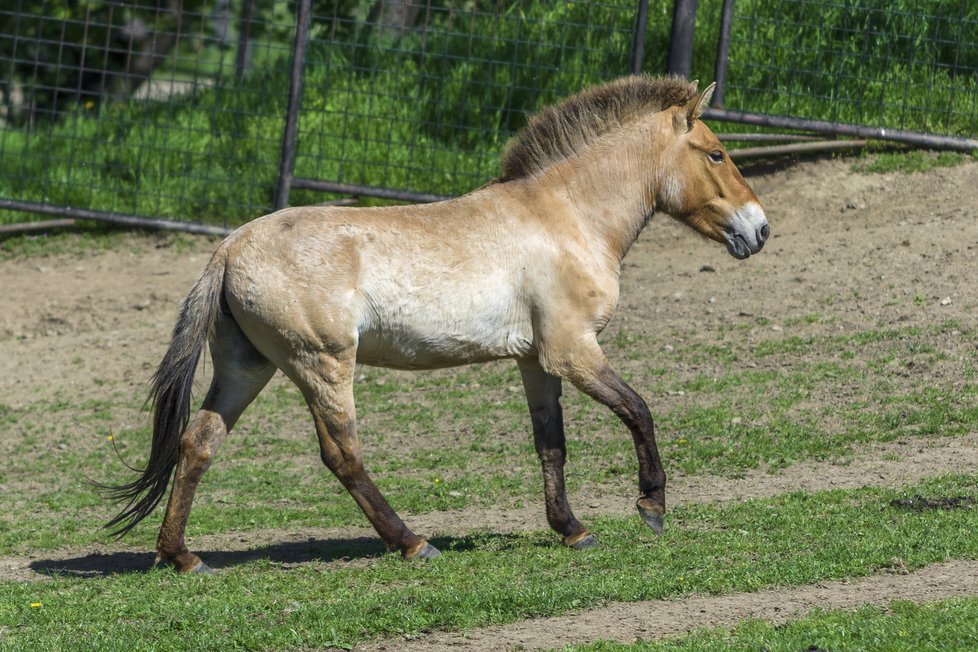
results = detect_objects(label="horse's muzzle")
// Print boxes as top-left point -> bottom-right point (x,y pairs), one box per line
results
724,203 -> 769,259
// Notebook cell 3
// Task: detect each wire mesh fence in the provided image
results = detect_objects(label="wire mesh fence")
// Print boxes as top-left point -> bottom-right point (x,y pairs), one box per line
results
0,1 -> 976,233
0,0 -> 645,231
289,1 -> 641,205
707,0 -> 978,146
0,0 -> 300,231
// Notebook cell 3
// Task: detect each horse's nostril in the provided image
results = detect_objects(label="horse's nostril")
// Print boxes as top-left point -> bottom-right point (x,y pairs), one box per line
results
758,223 -> 770,242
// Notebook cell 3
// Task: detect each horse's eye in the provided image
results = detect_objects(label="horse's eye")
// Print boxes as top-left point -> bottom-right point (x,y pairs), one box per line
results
708,150 -> 724,163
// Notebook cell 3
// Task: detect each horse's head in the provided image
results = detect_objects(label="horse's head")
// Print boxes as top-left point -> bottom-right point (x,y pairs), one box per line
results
656,83 -> 769,260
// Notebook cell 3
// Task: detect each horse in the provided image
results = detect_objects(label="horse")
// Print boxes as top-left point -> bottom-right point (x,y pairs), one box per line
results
104,75 -> 769,573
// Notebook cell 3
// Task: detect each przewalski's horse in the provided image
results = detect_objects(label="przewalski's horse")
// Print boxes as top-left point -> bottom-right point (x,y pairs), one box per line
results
105,75 -> 768,573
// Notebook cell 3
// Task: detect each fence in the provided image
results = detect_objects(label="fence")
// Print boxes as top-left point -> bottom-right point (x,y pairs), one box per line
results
700,0 -> 978,149
1,0 -> 976,235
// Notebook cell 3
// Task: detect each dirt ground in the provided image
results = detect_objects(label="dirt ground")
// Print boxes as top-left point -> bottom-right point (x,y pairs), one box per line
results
2,155 -> 978,648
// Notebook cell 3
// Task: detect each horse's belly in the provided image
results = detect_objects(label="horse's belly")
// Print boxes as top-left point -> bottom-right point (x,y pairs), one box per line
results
356,309 -> 534,369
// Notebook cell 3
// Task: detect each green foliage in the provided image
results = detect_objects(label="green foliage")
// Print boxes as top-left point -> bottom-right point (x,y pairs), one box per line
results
0,0 -> 211,124
852,148 -> 968,173
726,0 -> 978,136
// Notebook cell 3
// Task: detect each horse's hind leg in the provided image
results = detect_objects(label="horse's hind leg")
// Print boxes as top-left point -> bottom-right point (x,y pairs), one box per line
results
156,317 -> 276,573
517,358 -> 596,549
290,353 -> 438,560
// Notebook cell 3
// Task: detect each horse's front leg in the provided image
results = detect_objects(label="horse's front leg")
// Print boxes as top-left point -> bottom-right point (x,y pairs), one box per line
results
517,358 -> 597,549
550,337 -> 667,535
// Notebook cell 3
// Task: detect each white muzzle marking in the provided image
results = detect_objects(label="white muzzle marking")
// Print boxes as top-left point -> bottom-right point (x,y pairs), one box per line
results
723,202 -> 769,260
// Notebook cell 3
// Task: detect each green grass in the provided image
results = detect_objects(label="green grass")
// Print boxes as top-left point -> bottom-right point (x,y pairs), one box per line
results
0,228 -> 215,261
852,148 -> 973,174
1,475 -> 976,651
570,597 -> 978,651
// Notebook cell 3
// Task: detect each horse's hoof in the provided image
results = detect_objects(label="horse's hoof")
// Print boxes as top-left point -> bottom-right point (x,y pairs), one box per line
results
637,501 -> 665,536
564,532 -> 599,550
154,554 -> 212,574
190,560 -> 215,574
410,542 -> 441,560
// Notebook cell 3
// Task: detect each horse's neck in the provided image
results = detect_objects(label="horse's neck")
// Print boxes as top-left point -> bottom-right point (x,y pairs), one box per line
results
542,130 -> 663,266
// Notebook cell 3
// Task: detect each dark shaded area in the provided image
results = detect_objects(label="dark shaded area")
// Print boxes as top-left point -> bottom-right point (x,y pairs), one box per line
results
27,532 -> 528,579
889,495 -> 976,511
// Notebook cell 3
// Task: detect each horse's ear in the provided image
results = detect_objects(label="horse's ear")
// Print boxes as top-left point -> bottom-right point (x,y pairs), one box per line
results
689,82 -> 716,121
675,81 -> 716,134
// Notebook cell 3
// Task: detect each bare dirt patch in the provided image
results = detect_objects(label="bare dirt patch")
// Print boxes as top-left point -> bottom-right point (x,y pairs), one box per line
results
0,234 -> 218,409
890,495 -> 977,511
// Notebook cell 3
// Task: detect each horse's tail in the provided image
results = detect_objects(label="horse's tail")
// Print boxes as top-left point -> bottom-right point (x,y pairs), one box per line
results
102,246 -> 228,538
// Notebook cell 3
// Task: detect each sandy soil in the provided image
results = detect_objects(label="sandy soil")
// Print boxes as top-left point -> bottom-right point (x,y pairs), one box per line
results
2,155 -> 978,648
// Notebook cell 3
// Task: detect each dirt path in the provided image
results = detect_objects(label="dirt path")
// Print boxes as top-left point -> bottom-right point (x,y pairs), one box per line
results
357,559 -> 978,651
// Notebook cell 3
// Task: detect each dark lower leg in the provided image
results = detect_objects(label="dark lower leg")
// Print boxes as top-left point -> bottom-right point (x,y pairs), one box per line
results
569,361 -> 667,533
315,413 -> 433,559
518,359 -> 592,547
538,448 -> 593,546
589,365 -> 666,507
343,472 -> 432,558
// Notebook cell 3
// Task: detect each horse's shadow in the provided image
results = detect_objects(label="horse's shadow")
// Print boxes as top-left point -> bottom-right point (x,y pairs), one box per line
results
28,533 -> 528,579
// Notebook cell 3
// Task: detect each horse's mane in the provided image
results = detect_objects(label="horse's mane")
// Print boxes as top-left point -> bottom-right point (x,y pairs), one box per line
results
499,75 -> 697,181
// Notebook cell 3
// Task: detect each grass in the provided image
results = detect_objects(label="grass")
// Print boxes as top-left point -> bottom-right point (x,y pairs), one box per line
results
852,148 -> 974,174
570,597 -> 978,651
1,475 -> 976,651
0,228 -> 216,261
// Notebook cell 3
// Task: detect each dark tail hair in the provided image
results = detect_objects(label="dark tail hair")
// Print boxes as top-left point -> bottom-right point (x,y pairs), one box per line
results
101,248 -> 227,538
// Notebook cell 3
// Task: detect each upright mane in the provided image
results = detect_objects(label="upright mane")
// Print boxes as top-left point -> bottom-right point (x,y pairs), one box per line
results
499,75 -> 697,181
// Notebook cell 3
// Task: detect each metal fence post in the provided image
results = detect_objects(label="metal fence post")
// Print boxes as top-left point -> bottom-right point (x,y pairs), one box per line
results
630,0 -> 650,75
712,0 -> 735,106
274,0 -> 312,212
667,0 -> 699,77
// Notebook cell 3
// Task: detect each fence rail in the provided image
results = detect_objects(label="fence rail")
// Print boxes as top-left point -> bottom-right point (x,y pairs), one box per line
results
1,0 -> 976,233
